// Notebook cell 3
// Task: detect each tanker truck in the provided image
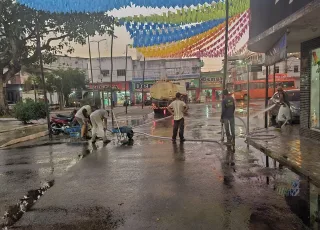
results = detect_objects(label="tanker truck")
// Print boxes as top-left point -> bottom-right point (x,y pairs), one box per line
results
150,80 -> 187,114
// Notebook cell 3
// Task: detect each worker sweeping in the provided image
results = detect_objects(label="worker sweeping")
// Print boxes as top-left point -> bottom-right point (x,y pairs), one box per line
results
276,86 -> 291,128
90,109 -> 110,143
221,89 -> 236,145
75,105 -> 94,140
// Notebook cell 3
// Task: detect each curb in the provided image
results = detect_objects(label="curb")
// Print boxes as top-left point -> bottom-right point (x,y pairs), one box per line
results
0,123 -> 46,134
2,140 -> 65,150
0,130 -> 48,148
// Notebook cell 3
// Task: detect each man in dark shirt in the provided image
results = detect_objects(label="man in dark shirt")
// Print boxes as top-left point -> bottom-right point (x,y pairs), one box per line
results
221,89 -> 236,144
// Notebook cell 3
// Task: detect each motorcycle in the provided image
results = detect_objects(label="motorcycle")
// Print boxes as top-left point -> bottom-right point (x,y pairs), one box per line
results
50,113 -> 78,135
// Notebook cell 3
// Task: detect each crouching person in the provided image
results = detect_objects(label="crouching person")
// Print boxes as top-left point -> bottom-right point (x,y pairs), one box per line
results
90,109 -> 110,143
75,105 -> 93,140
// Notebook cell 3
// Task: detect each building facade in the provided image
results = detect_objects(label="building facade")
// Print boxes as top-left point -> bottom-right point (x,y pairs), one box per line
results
46,56 -> 201,106
88,56 -> 133,106
131,58 -> 201,104
200,71 -> 223,102
249,0 -> 320,140
228,52 -> 301,88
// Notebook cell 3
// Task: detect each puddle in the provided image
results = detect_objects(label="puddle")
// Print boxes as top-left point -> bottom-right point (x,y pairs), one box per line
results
237,145 -> 319,229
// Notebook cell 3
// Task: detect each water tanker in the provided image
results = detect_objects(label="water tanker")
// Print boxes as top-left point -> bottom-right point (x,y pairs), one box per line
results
150,81 -> 187,114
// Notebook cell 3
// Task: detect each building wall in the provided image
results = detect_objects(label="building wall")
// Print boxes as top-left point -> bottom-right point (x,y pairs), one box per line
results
132,58 -> 201,81
229,53 -> 301,87
88,56 -> 133,83
300,36 -> 320,141
45,56 -> 89,78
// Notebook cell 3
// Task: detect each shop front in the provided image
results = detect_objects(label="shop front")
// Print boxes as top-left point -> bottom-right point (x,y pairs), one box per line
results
301,40 -> 320,139
89,82 -> 130,106
248,0 -> 320,140
131,81 -> 155,105
200,76 -> 223,102
171,79 -> 200,103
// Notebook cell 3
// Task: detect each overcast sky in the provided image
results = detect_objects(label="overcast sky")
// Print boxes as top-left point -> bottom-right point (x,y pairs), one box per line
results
61,6 -> 249,72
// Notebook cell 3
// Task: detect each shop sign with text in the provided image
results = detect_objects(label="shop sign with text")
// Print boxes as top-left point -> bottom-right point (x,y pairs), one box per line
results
88,82 -> 128,91
134,82 -> 154,91
201,77 -> 222,88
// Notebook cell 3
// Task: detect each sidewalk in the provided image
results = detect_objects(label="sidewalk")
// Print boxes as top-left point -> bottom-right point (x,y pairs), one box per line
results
248,125 -> 320,187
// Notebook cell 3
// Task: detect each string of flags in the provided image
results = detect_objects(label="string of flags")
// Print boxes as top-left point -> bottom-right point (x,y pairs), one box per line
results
16,0 -> 250,58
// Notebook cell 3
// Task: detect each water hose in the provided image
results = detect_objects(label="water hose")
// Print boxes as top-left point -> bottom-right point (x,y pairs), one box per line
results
108,105 -> 279,144
134,131 -> 222,145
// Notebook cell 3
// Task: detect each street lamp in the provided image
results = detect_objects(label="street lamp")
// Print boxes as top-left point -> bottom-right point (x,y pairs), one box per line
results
90,39 -> 107,109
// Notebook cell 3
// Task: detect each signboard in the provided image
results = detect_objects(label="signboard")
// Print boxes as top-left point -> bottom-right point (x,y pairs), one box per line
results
200,77 -> 222,89
133,81 -> 154,92
88,82 -> 128,91
248,64 -> 263,72
250,0 -> 313,38
265,34 -> 287,66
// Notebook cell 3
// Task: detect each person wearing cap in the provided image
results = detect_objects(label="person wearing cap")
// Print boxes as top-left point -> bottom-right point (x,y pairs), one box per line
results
168,92 -> 189,143
75,105 -> 95,139
90,109 -> 110,143
221,89 -> 236,144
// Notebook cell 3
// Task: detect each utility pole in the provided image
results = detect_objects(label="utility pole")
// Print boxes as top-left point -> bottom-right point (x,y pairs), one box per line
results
125,45 -> 129,114
110,18 -> 115,125
36,15 -> 52,139
88,36 -> 95,105
90,39 -> 107,109
142,57 -> 146,109
223,0 -> 229,89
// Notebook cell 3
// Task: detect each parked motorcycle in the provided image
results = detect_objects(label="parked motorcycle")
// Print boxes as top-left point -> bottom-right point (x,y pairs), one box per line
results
50,112 -> 78,135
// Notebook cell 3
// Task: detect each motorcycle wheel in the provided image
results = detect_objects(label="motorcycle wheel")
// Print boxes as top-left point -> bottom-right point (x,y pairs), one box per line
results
51,123 -> 61,135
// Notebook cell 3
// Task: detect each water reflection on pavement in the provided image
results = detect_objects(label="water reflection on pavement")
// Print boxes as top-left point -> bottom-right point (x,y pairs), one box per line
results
0,103 -> 314,229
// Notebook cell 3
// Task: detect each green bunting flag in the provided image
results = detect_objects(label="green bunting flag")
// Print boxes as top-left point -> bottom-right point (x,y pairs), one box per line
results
121,0 -> 249,24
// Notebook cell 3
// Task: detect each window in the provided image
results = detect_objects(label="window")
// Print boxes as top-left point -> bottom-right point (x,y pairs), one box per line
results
310,48 -> 320,130
287,91 -> 300,101
257,82 -> 265,89
281,81 -> 294,88
275,66 -> 280,73
117,69 -> 126,76
192,66 -> 200,73
294,65 -> 299,73
101,70 -> 109,76
241,83 -> 247,90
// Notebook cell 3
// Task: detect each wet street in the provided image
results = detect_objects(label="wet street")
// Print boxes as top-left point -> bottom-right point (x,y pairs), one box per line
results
0,103 -> 312,229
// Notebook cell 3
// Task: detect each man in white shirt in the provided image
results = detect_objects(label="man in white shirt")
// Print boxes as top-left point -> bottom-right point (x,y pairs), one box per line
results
168,92 -> 188,143
75,105 -> 93,139
90,109 -> 110,143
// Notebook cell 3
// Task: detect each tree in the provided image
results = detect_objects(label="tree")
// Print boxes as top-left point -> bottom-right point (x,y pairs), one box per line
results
46,68 -> 87,106
0,0 -> 115,112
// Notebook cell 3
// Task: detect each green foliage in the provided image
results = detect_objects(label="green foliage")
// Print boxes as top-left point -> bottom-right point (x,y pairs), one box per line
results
0,0 -> 115,106
47,68 -> 87,105
13,99 -> 46,123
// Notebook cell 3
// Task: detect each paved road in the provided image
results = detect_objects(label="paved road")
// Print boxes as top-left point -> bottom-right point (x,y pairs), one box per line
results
0,104 -> 307,229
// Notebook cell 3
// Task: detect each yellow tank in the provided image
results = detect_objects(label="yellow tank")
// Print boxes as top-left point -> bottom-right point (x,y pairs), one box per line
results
150,81 -> 186,100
